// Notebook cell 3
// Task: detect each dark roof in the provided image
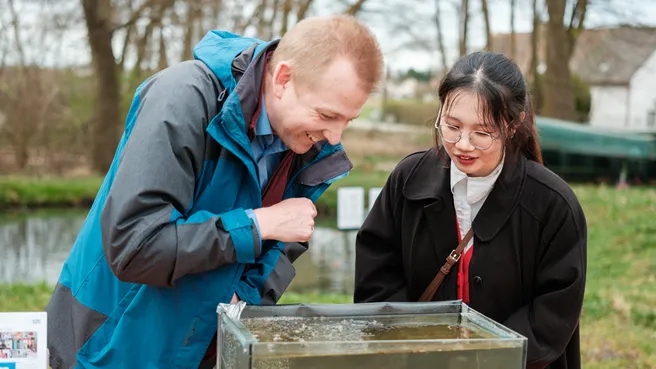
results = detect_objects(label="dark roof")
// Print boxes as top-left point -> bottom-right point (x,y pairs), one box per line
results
490,26 -> 656,86
571,27 -> 656,85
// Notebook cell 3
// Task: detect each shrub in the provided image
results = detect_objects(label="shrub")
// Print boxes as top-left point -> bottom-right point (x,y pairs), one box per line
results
381,99 -> 437,126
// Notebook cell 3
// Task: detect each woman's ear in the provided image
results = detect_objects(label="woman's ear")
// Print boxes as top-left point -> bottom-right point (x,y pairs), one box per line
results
510,112 -> 526,138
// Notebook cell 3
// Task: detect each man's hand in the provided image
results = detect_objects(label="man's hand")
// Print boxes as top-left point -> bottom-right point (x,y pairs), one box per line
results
253,198 -> 317,242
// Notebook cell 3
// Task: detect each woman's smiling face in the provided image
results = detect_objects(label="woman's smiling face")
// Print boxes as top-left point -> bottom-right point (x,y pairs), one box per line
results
438,90 -> 505,177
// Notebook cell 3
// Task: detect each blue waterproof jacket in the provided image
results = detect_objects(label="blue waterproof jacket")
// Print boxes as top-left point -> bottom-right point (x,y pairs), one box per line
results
46,31 -> 352,369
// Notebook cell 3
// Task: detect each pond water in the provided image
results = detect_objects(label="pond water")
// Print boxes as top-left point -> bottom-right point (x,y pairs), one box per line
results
0,210 -> 357,296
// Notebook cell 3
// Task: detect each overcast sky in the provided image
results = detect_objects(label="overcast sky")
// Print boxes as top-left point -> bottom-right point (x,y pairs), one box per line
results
346,0 -> 656,72
2,0 -> 656,72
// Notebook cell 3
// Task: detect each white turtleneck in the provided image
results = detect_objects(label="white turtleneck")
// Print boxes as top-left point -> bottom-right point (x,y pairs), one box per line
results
450,156 -> 504,252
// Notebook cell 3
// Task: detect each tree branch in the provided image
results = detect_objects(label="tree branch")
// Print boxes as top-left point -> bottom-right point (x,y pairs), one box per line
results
434,0 -> 448,72
460,0 -> 469,57
297,0 -> 314,20
567,0 -> 587,54
510,0 -> 516,59
112,0 -> 159,33
7,0 -> 26,67
344,0 -> 367,15
280,0 -> 293,35
482,0 -> 491,51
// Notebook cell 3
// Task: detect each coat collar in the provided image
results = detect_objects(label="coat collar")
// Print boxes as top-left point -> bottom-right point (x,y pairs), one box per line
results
450,153 -> 504,205
403,147 -> 526,242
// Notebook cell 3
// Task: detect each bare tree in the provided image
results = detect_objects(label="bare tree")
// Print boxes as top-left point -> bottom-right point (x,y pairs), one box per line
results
434,0 -> 448,72
542,0 -> 587,121
529,0 -> 542,111
7,0 -> 26,67
297,0 -> 314,20
181,1 -> 203,61
510,0 -> 516,59
280,0 -> 293,35
567,0 -> 587,56
482,0 -> 492,51
459,0 -> 469,57
81,0 -> 122,173
345,0 -> 367,15
264,0 -> 281,39
0,0 -> 70,170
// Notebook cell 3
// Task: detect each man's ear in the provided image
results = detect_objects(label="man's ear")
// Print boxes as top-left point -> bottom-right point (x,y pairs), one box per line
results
272,61 -> 292,99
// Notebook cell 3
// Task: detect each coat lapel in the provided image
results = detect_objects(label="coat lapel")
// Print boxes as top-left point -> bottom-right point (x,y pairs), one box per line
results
473,154 -> 526,242
402,147 -> 528,300
403,148 -> 459,292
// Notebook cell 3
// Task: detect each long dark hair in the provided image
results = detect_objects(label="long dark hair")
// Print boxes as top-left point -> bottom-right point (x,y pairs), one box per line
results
434,51 -> 543,164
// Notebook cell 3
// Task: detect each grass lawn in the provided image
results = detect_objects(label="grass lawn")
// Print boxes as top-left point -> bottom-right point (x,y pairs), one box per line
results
1,128 -> 654,367
574,185 -> 656,368
1,185 -> 654,367
0,175 -> 103,209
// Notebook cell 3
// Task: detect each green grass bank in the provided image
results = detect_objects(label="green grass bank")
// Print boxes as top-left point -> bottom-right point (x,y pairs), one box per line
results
1,175 -> 655,368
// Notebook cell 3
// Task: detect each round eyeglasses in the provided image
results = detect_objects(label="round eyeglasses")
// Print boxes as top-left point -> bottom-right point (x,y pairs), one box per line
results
435,120 -> 499,151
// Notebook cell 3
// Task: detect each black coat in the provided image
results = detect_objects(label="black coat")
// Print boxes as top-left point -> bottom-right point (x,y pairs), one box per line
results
354,147 -> 587,369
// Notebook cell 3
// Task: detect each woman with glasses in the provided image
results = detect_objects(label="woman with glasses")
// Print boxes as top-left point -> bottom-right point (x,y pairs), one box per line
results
354,52 -> 587,369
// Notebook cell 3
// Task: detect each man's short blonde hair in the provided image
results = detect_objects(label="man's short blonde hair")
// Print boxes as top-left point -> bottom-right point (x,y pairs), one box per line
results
270,15 -> 384,93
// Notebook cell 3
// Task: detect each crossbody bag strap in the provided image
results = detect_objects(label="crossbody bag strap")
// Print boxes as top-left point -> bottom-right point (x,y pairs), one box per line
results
418,229 -> 474,302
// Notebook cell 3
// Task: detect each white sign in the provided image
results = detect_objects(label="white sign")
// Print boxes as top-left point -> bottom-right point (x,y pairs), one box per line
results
368,187 -> 383,212
0,312 -> 47,369
337,187 -> 365,230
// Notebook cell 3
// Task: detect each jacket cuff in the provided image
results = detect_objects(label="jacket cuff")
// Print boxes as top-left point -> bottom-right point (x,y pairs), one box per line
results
244,209 -> 263,245
219,208 -> 261,263
235,281 -> 262,305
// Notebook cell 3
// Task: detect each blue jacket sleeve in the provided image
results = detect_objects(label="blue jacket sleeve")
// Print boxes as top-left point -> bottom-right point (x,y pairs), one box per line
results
100,60 -> 261,288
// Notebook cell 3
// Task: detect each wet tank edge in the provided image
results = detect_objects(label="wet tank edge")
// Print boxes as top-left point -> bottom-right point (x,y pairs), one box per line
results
238,300 -> 464,319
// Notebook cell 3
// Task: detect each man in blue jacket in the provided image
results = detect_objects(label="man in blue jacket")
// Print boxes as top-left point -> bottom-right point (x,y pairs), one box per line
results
46,15 -> 384,369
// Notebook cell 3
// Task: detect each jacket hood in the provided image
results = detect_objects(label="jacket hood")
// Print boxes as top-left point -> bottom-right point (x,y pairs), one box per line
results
193,30 -> 274,93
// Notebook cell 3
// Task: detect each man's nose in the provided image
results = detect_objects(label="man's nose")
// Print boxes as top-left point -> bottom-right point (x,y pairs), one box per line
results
323,129 -> 343,146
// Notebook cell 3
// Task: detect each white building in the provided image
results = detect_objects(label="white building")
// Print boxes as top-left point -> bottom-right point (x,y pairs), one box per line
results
570,27 -> 656,133
492,27 -> 656,134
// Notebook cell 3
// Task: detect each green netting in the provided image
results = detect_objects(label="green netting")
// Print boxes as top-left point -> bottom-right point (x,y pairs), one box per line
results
536,117 -> 656,160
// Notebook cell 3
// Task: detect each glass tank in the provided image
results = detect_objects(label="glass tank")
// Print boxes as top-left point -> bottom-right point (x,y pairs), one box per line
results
217,301 -> 527,369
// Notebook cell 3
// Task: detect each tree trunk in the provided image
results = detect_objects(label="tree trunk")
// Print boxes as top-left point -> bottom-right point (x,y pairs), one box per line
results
265,0 -> 281,39
117,0 -> 135,71
256,0 -> 271,36
459,0 -> 469,57
481,0 -> 491,51
132,0 -> 174,80
567,0 -> 588,58
344,0 -> 367,15
297,0 -> 313,20
434,0 -> 448,73
132,20 -> 157,80
510,0 -> 516,59
81,0 -> 121,174
7,0 -> 25,67
280,0 -> 292,36
204,0 -> 223,36
118,24 -> 133,71
14,136 -> 29,170
543,0 -> 575,121
530,0 -> 542,113
158,26 -> 168,71
181,2 -> 198,61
